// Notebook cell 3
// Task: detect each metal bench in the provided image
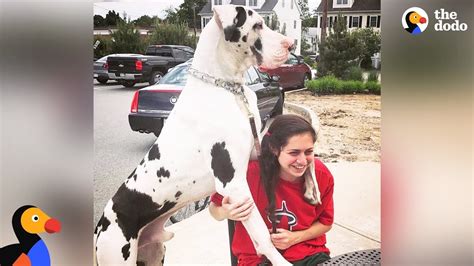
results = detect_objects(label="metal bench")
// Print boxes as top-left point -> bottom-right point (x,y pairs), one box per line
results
319,248 -> 381,265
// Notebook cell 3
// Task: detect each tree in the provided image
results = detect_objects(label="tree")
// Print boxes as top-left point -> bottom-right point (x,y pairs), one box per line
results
110,19 -> 145,54
269,13 -> 280,31
317,14 -> 360,78
133,15 -> 156,27
351,28 -> 381,69
105,10 -> 123,26
298,0 -> 312,55
93,36 -> 112,59
176,0 -> 207,29
94,15 -> 106,27
148,22 -> 196,48
163,7 -> 180,24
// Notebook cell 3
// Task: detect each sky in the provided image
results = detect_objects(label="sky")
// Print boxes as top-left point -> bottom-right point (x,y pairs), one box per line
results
93,0 -> 321,20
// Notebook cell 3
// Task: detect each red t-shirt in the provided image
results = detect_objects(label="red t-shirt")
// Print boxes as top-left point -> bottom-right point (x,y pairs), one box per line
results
211,158 -> 334,265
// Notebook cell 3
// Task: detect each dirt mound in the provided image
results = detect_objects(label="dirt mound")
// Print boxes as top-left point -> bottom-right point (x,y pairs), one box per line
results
286,91 -> 381,163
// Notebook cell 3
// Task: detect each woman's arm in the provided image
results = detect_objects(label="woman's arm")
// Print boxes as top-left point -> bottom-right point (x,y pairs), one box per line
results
270,221 -> 332,250
209,195 -> 254,221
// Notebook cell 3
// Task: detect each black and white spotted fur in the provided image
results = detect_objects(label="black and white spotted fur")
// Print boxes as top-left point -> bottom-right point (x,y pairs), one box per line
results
94,5 -> 320,265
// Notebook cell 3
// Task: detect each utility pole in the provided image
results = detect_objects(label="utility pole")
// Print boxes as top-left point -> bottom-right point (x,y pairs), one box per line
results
320,0 -> 328,46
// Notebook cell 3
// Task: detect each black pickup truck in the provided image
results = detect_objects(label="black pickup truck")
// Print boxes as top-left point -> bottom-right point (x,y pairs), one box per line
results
107,45 -> 194,87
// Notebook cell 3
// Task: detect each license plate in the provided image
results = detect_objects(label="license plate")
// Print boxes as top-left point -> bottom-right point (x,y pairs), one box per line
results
120,73 -> 125,77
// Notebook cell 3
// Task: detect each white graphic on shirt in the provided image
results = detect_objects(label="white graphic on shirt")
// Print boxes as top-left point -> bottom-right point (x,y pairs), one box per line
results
267,200 -> 297,230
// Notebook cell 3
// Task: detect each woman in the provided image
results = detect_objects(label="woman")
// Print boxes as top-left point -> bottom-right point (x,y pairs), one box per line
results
209,114 -> 334,265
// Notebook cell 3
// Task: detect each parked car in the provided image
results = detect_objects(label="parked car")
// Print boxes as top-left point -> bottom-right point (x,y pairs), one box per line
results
93,54 -> 141,84
107,45 -> 194,88
259,53 -> 312,91
129,61 -> 284,137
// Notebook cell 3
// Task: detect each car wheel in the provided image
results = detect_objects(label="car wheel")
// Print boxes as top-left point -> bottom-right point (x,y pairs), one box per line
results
302,73 -> 311,88
149,71 -> 164,85
121,80 -> 136,88
97,77 -> 108,84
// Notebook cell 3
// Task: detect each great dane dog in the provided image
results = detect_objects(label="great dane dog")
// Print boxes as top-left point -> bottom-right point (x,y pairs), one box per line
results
95,5 -> 321,265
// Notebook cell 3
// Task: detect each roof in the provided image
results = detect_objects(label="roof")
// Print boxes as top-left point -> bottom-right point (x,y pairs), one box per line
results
199,0 -> 279,15
315,0 -> 380,13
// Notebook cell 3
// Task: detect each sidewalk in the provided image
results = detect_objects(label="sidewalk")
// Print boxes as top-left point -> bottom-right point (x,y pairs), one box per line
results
164,162 -> 381,265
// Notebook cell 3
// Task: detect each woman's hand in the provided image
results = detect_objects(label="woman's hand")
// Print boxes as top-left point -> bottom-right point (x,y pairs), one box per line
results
222,196 -> 254,221
270,228 -> 298,250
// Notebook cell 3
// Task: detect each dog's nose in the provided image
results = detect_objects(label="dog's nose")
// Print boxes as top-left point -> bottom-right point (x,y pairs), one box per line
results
281,37 -> 294,51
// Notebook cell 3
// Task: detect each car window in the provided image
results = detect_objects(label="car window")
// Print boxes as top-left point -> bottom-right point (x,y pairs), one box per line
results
257,69 -> 271,81
173,49 -> 187,60
155,48 -> 173,57
159,65 -> 189,86
173,47 -> 194,60
246,66 -> 260,85
285,53 -> 298,65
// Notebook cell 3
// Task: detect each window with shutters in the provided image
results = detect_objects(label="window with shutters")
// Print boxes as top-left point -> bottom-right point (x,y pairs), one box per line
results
352,16 -> 359,28
249,0 -> 258,7
294,20 -> 297,29
214,0 -> 222,5
369,16 -> 377,27
282,0 -> 285,8
336,0 -> 348,4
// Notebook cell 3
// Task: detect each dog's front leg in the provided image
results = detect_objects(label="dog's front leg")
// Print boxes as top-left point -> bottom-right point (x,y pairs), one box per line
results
224,179 -> 291,266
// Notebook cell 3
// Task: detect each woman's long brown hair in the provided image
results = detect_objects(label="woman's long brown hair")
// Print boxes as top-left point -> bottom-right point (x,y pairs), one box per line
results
258,114 -> 316,233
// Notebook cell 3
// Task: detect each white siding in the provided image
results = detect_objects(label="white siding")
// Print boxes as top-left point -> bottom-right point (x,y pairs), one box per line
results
273,0 -> 302,54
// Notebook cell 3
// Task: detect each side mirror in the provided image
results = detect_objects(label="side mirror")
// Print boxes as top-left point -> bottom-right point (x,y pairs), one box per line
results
296,55 -> 304,64
271,75 -> 280,82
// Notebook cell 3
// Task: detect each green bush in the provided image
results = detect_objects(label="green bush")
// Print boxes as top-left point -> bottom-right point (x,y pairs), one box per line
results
344,66 -> 363,81
365,81 -> 381,95
342,80 -> 364,94
306,75 -> 341,95
368,71 -> 379,82
148,22 -> 196,48
308,75 -> 380,95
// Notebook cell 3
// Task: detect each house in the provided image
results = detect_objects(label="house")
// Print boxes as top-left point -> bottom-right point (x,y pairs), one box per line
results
307,0 -> 380,53
198,0 -> 303,54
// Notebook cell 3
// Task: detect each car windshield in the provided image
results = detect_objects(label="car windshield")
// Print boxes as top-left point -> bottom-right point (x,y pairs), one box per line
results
159,64 -> 190,86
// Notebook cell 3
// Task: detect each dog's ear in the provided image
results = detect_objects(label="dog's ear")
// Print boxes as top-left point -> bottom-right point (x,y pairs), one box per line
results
213,5 -> 247,42
212,6 -> 224,30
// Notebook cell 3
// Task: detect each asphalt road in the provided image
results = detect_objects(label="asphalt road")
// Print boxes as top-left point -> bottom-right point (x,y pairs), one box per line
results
93,80 -> 156,224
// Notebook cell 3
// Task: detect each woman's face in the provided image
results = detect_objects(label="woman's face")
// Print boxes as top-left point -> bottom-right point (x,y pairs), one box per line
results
277,132 -> 315,182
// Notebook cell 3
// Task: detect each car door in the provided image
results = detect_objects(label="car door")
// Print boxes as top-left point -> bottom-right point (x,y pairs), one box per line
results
284,53 -> 305,88
246,66 -> 279,121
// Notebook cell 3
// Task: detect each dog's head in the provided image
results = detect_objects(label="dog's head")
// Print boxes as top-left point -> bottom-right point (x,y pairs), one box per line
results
212,5 -> 293,69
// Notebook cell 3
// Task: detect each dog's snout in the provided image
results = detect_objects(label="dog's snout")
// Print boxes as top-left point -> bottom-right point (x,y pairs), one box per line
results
281,37 -> 294,51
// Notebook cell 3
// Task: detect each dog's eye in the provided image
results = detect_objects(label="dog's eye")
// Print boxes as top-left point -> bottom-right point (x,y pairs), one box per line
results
253,22 -> 263,30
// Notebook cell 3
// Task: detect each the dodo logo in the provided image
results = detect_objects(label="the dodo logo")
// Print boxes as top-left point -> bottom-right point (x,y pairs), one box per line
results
402,7 -> 429,35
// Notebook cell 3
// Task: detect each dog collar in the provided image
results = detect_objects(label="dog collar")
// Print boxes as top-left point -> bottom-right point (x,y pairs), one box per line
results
188,67 -> 244,95
188,67 -> 262,156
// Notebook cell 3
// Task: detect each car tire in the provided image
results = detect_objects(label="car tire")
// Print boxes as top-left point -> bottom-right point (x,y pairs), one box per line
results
302,73 -> 311,88
149,71 -> 164,85
121,80 -> 136,88
97,77 -> 108,84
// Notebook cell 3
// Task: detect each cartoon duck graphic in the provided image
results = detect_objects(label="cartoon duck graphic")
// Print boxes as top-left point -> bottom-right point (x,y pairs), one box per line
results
0,205 -> 61,266
405,11 -> 427,35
